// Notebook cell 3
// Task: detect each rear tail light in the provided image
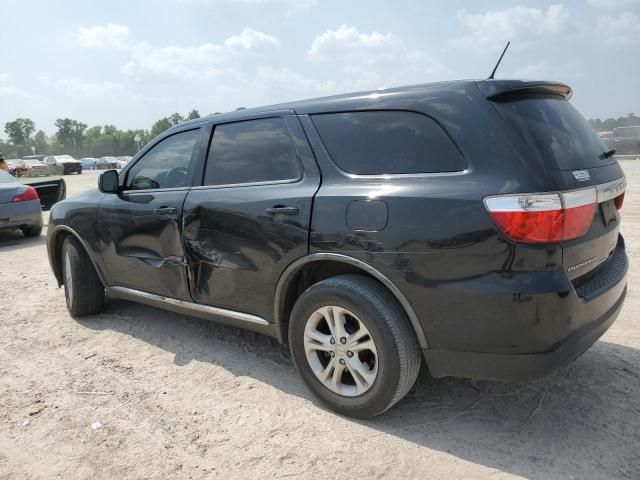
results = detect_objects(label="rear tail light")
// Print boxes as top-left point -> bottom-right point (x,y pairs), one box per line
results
485,189 -> 597,244
12,186 -> 39,203
614,192 -> 624,210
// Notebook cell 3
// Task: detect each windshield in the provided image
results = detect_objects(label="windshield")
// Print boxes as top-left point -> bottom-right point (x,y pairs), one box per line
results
492,94 -> 612,170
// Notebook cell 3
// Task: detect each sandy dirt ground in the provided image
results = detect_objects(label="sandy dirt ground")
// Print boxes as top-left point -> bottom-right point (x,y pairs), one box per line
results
1,166 -> 639,480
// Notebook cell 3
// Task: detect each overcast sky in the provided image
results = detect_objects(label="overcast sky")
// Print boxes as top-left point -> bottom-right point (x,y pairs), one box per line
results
1,0 -> 639,134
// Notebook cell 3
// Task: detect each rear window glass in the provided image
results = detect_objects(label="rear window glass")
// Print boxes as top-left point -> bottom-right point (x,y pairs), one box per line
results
492,95 -> 611,170
204,118 -> 300,186
312,111 -> 466,175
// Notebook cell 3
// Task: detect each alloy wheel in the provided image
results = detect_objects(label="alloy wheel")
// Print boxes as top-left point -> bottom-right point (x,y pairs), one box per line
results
303,305 -> 378,397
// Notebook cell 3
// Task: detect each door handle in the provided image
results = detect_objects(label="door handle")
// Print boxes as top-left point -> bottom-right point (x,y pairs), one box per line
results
266,206 -> 299,216
153,207 -> 178,216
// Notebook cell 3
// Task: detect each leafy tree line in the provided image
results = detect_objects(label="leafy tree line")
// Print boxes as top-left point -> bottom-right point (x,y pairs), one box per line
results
588,113 -> 639,132
0,109 -> 201,159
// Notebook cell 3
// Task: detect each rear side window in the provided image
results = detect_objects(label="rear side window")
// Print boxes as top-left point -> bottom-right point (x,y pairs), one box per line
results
311,111 -> 466,175
492,95 -> 611,170
204,118 -> 300,186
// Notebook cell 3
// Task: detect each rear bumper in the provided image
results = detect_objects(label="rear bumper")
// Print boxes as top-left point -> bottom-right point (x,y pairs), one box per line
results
424,283 -> 626,381
0,200 -> 43,231
63,163 -> 82,174
423,237 -> 628,382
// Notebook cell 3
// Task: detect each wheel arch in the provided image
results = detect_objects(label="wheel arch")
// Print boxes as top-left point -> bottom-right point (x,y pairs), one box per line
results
48,225 -> 106,288
274,253 -> 428,348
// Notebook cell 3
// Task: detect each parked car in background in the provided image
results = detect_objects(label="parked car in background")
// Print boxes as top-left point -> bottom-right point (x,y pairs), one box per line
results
97,156 -> 119,170
116,156 -> 132,169
47,79 -> 627,418
611,126 -> 640,155
0,169 -> 43,237
23,155 -> 46,162
5,159 -> 22,176
44,155 -> 83,175
80,158 -> 98,170
20,159 -> 50,177
598,131 -> 612,147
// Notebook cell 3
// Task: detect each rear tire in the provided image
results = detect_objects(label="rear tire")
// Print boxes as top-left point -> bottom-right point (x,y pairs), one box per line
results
21,225 -> 42,237
289,274 -> 421,418
62,236 -> 105,316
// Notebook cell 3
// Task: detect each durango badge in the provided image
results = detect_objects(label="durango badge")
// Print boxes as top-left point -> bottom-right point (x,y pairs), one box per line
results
572,170 -> 590,182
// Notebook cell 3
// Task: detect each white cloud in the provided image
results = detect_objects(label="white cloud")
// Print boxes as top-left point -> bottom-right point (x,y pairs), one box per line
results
308,25 -> 443,89
453,4 -> 570,51
596,12 -> 640,44
0,73 -> 9,81
124,43 -> 226,80
510,61 -> 557,79
77,24 -> 132,49
176,0 -> 317,17
123,28 -> 280,81
587,0 -> 639,8
308,25 -> 401,60
224,28 -> 280,49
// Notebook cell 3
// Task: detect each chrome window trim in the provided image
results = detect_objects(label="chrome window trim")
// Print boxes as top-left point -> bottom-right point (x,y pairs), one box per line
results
191,176 -> 303,191
121,186 -> 192,195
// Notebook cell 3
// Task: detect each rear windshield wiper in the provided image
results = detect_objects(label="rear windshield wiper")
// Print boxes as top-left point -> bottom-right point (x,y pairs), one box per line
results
600,149 -> 616,160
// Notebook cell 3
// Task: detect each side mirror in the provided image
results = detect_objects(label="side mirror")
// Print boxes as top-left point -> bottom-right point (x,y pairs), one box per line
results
99,170 -> 120,194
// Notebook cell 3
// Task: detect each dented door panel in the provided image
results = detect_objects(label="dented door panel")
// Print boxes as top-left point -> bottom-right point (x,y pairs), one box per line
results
97,189 -> 191,300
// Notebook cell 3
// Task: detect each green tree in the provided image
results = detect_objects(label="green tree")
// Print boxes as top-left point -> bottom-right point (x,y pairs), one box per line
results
33,130 -> 49,155
187,109 -> 201,120
4,118 -> 35,147
169,113 -> 185,126
0,138 -> 19,159
150,117 -> 172,138
54,118 -> 88,154
589,113 -> 639,131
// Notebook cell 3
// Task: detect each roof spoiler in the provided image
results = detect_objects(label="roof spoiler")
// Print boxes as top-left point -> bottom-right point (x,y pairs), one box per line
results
477,80 -> 572,101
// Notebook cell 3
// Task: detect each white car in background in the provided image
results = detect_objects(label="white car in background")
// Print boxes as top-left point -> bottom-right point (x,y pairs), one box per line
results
43,155 -> 83,175
116,156 -> 133,169
97,156 -> 119,170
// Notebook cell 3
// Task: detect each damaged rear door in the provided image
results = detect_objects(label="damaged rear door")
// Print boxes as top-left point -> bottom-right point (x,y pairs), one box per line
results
98,127 -> 206,300
182,113 -> 320,321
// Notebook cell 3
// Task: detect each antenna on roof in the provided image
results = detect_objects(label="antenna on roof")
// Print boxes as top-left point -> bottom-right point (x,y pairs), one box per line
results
488,41 -> 511,80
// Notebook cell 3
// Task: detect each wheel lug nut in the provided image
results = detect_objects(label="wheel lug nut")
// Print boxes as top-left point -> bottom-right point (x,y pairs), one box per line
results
330,338 -> 335,345
330,351 -> 335,357
347,351 -> 353,358
339,359 -> 345,365
340,337 -> 346,344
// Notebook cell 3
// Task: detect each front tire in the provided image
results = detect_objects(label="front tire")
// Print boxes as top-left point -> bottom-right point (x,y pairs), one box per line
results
289,274 -> 421,418
62,236 -> 105,316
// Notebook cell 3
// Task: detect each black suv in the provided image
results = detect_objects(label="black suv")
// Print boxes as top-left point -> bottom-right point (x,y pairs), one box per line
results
47,80 -> 628,418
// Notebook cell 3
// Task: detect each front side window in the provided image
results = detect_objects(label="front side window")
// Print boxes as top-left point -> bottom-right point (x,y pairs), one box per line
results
126,129 -> 200,190
311,110 -> 467,175
204,118 -> 300,186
